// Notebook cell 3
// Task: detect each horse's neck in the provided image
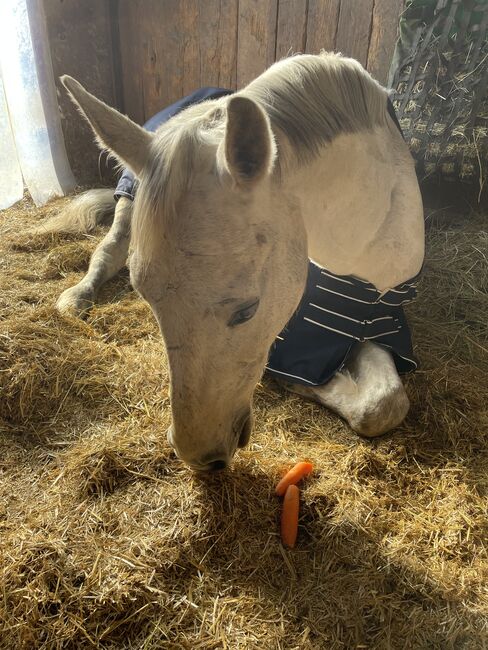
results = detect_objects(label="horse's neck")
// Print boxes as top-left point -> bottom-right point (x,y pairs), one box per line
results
283,129 -> 424,291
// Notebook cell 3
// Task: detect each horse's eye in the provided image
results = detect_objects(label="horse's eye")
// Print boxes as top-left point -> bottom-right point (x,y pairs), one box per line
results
228,299 -> 260,327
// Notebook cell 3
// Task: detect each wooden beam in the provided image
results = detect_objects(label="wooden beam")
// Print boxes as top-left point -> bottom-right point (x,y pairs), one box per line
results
335,0 -> 374,67
118,0 -> 238,123
276,0 -> 308,60
193,0 -> 238,91
367,0 -> 404,84
236,0 -> 279,88
305,0 -> 341,54
43,0 -> 117,185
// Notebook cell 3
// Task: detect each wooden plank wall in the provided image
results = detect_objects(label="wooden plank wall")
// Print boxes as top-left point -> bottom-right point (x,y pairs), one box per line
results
117,0 -> 239,125
117,0 -> 405,125
43,0 -> 117,185
43,0 -> 404,182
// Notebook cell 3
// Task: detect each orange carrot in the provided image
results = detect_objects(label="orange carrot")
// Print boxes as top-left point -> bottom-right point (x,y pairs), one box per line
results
281,484 -> 300,548
275,461 -> 313,496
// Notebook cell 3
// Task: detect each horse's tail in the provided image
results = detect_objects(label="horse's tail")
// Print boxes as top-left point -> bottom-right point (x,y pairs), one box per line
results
30,189 -> 116,234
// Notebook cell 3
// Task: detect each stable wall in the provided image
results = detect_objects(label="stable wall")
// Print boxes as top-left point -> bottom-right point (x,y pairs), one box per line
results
43,0 -> 404,184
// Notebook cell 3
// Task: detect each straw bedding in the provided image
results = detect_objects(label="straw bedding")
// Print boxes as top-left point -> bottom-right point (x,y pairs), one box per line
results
0,194 -> 487,649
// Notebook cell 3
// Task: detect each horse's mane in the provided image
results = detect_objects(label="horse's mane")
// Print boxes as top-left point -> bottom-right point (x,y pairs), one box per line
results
132,52 -> 389,261
243,51 -> 389,161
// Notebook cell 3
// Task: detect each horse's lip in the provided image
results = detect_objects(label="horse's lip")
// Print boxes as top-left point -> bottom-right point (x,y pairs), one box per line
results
189,462 -> 227,473
236,411 -> 253,448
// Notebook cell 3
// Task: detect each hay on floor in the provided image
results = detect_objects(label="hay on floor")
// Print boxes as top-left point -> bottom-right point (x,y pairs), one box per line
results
0,193 -> 487,649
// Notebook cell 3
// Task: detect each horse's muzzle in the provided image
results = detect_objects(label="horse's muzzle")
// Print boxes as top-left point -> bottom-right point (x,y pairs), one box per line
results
166,408 -> 252,470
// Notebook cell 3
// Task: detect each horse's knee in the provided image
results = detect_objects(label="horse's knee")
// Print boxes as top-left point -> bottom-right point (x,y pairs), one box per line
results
350,383 -> 410,438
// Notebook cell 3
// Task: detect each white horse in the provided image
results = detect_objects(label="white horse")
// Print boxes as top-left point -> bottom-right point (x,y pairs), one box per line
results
48,53 -> 424,471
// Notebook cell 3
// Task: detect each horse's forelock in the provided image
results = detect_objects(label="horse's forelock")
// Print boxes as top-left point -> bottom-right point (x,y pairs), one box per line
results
131,101 -> 226,263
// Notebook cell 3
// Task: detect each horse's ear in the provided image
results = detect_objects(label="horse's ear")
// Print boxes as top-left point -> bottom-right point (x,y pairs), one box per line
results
61,75 -> 153,177
222,96 -> 276,186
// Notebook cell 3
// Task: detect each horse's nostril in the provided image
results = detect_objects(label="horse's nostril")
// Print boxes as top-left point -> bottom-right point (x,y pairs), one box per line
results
209,459 -> 227,472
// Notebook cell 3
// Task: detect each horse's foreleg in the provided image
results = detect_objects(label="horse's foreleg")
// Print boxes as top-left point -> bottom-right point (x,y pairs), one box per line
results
278,342 -> 409,437
56,197 -> 133,317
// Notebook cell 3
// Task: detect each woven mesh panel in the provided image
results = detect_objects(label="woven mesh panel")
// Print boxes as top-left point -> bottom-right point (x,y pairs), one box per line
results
390,0 -> 488,184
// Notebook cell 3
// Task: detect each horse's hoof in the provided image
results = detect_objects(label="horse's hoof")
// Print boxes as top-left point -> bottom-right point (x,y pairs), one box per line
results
56,284 -> 95,318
